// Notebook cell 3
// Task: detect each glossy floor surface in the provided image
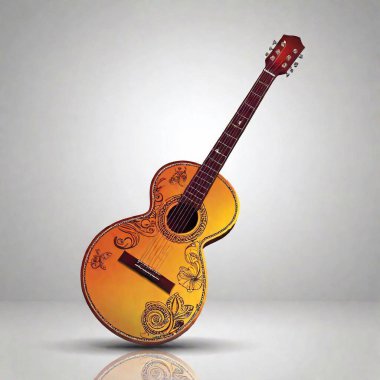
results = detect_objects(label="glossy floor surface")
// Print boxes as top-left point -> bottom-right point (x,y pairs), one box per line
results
1,301 -> 379,379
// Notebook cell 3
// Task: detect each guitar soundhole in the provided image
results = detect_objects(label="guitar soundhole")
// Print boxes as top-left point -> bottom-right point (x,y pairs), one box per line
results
167,203 -> 199,233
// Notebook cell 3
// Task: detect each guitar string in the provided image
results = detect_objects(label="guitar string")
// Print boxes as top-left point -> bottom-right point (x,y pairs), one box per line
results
156,47 -> 288,251
151,48 -> 289,270
155,78 -> 275,271
145,60 -> 279,270
148,75 -> 271,269
150,69 -> 277,270
146,56 -> 281,271
140,52 -> 281,270
142,80 -> 260,267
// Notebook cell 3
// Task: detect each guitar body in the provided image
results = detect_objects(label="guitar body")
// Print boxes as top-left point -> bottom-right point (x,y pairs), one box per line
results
81,161 -> 239,344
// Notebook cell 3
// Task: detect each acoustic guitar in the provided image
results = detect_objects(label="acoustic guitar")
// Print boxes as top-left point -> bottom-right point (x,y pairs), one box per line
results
81,35 -> 305,345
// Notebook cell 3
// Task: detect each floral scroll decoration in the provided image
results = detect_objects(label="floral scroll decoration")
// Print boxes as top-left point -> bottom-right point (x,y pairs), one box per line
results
114,178 -> 166,250
177,242 -> 204,292
142,360 -> 171,380
169,167 -> 187,187
91,249 -> 112,270
142,359 -> 192,380
114,218 -> 157,250
141,293 -> 194,337
152,177 -> 166,209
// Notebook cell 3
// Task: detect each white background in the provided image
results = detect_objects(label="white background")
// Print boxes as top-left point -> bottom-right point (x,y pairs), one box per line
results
1,0 -> 379,302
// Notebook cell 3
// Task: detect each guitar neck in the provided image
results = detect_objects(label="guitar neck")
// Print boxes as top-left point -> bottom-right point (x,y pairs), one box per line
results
182,68 -> 276,208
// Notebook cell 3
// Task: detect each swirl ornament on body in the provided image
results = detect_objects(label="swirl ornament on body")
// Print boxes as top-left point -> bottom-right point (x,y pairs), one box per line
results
141,301 -> 173,336
141,293 -> 194,337
142,360 -> 171,380
113,185 -> 165,250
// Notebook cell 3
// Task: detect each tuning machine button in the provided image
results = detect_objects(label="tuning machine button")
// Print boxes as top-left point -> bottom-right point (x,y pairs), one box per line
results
294,62 -> 299,67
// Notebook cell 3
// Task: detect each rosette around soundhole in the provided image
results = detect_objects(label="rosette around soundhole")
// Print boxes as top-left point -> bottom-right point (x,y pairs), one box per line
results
157,195 -> 207,243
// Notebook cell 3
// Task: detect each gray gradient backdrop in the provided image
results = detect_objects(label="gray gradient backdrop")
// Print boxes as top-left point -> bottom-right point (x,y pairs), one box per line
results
1,0 -> 379,301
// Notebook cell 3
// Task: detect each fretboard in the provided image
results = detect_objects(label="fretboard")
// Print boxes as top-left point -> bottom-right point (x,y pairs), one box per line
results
182,69 -> 276,208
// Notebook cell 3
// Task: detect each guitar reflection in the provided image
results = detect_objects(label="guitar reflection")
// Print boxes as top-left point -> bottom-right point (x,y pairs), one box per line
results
95,351 -> 197,379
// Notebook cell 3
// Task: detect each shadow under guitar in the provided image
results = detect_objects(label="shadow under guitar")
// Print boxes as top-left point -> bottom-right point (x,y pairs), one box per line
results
49,336 -> 251,354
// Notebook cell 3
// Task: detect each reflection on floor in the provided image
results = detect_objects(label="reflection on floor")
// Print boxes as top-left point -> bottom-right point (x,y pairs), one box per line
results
0,301 -> 379,379
95,351 -> 197,379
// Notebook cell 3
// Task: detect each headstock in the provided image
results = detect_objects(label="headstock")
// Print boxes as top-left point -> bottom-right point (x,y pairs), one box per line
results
264,35 -> 305,77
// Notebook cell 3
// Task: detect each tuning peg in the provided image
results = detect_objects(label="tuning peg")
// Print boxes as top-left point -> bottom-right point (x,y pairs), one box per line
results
294,62 -> 299,67
265,52 -> 269,56
272,40 -> 277,45
286,73 -> 290,77
290,68 -> 294,73
299,54 -> 303,59
269,46 -> 273,51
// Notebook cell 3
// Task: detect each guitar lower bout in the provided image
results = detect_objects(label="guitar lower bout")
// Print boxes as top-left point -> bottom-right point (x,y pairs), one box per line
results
81,160 -> 239,344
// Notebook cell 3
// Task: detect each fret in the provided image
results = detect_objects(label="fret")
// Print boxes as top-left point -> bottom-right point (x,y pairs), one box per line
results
209,156 -> 223,165
246,92 -> 261,107
238,111 -> 251,119
261,70 -> 274,81
231,123 -> 243,130
253,85 -> 266,94
250,85 -> 264,93
236,112 -> 248,119
232,117 -> 245,126
258,80 -> 268,87
195,176 -> 212,187
192,180 -> 209,191
218,141 -> 231,149
187,191 -> 202,201
243,101 -> 255,110
214,148 -> 227,158
261,74 -> 274,84
195,171 -> 214,183
199,170 -> 214,181
224,131 -> 237,140
190,187 -> 204,197
203,163 -> 218,173
249,90 -> 262,98
181,194 -> 193,204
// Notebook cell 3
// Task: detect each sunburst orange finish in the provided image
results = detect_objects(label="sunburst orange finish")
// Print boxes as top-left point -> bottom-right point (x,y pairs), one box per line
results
81,161 -> 239,344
